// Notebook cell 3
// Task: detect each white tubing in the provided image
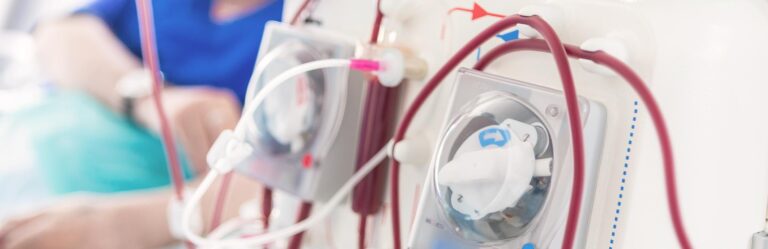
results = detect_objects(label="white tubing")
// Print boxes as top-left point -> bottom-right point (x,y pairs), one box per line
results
182,144 -> 390,247
207,218 -> 250,240
182,169 -> 219,243
233,59 -> 352,138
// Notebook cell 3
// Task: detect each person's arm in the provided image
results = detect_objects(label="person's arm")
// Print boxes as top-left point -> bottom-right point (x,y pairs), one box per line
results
0,174 -> 264,249
35,15 -> 141,112
106,173 -> 265,248
36,14 -> 242,172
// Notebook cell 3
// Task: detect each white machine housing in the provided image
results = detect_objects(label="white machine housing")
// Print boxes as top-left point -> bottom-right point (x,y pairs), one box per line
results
262,1 -> 768,248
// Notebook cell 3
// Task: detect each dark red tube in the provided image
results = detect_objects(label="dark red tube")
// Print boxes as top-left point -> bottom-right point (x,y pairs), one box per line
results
358,214 -> 367,249
353,0 -> 397,249
287,202 -> 313,249
261,188 -> 273,229
388,15 -> 585,249
474,39 -> 692,249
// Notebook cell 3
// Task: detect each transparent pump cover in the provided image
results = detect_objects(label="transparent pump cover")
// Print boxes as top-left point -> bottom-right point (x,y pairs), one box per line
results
249,41 -> 344,163
433,92 -> 555,244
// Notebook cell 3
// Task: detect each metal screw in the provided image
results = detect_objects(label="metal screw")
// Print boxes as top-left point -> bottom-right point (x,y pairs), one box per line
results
546,105 -> 560,117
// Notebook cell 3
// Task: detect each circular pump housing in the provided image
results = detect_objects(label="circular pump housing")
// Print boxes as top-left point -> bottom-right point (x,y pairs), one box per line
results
433,92 -> 555,243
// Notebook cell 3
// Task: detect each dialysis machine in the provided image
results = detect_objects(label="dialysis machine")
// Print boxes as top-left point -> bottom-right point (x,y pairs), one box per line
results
168,0 -> 768,248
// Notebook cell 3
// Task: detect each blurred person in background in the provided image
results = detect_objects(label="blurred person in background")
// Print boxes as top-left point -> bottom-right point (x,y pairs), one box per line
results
0,0 -> 284,248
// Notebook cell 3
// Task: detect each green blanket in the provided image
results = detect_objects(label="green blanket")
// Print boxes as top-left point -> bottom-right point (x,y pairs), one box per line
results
12,90 -> 194,194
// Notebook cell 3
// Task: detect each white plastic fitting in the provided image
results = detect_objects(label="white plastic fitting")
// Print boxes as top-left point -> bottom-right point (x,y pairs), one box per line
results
167,192 -> 202,240
579,37 -> 630,76
392,132 -> 433,166
207,130 -> 254,173
374,48 -> 406,87
518,5 -> 564,38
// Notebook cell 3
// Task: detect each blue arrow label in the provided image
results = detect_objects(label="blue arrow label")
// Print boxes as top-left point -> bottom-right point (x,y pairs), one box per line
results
496,30 -> 520,42
478,127 -> 511,148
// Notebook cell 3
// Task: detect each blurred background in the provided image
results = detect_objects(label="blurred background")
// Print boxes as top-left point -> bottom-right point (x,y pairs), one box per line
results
0,0 -> 88,218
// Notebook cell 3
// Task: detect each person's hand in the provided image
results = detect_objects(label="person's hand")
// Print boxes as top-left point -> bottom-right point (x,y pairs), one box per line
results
134,86 -> 241,173
0,197 -> 131,249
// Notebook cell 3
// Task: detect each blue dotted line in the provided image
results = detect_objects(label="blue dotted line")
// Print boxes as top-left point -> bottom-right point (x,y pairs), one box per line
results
609,100 -> 639,249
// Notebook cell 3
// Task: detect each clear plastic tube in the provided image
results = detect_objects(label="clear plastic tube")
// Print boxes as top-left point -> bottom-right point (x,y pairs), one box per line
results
182,144 -> 389,247
135,0 -> 187,201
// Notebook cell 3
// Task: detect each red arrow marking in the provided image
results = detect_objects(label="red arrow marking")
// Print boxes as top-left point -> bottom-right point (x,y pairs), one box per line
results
471,2 -> 488,20
441,2 -> 508,40
448,2 -> 506,20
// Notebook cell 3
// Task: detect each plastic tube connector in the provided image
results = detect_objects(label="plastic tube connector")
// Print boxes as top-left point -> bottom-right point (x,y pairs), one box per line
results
350,59 -> 381,72
350,56 -> 402,87
207,130 -> 254,173
168,190 -> 202,240
373,48 -> 406,87
358,46 -> 428,87
392,133 -> 432,166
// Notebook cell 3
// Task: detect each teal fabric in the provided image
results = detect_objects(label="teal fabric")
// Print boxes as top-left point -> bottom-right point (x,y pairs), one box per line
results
12,90 -> 194,194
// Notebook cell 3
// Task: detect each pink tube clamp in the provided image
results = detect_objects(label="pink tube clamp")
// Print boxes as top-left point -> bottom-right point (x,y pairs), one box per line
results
350,59 -> 381,72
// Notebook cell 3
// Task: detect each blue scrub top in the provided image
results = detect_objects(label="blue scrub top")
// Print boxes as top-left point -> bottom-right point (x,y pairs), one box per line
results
78,0 -> 284,102
19,0 -> 284,194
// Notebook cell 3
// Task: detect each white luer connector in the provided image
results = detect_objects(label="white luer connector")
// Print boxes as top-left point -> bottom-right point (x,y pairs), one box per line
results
362,45 -> 428,88
167,190 -> 202,240
373,48 -> 405,87
206,129 -> 254,174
